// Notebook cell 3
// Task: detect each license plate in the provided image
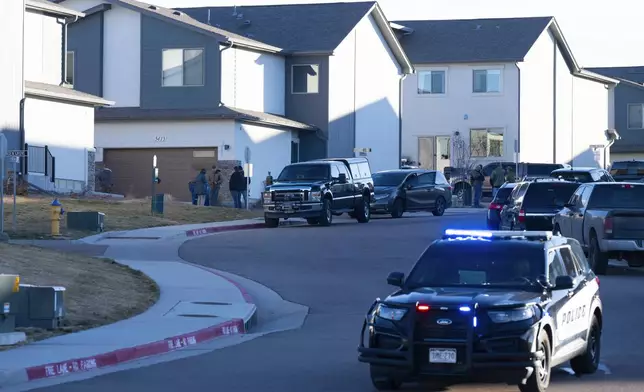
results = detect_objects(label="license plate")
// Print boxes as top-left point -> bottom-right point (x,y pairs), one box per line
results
278,203 -> 293,211
429,348 -> 457,364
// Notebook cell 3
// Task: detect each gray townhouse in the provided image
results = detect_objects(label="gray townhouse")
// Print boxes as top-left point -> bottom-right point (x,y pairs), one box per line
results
587,66 -> 644,162
55,0 -> 411,202
1,0 -> 111,192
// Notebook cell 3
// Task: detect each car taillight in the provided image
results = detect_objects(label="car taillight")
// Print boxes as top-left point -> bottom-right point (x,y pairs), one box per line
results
416,304 -> 430,312
595,276 -> 600,287
604,216 -> 613,235
518,210 -> 526,222
489,203 -> 503,210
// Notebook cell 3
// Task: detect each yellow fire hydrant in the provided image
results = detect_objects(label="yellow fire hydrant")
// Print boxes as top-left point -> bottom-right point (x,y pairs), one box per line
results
50,199 -> 63,236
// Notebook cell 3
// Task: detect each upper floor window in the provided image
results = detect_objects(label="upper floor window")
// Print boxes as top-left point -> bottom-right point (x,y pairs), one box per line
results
470,128 -> 504,157
292,64 -> 319,94
417,70 -> 445,94
66,51 -> 74,86
628,103 -> 644,129
162,48 -> 204,87
473,69 -> 501,93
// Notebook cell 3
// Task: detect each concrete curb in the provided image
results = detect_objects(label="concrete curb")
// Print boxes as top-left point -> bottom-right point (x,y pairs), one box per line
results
0,267 -> 258,387
184,219 -> 304,238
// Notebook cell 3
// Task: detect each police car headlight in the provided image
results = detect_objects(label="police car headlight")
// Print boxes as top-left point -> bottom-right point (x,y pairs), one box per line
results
488,307 -> 535,323
263,192 -> 272,204
376,304 -> 408,321
310,191 -> 322,201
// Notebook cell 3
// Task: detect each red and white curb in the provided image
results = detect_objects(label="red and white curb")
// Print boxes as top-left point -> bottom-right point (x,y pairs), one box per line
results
0,267 -> 258,387
185,219 -> 304,238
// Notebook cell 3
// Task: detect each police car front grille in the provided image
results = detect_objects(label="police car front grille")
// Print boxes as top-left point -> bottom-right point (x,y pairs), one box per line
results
416,310 -> 469,341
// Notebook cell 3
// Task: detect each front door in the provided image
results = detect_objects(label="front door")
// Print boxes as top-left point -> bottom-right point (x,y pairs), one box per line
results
435,136 -> 451,173
418,137 -> 435,170
571,186 -> 592,246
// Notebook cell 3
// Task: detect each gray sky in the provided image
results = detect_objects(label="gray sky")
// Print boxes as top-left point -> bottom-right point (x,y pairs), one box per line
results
151,0 -> 638,68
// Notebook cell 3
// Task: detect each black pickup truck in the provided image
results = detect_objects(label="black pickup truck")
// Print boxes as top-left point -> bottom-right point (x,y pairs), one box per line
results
262,157 -> 375,227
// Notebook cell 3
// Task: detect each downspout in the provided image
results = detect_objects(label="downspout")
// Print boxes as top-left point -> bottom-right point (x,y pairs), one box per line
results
515,63 -> 521,174
19,0 -> 26,179
398,73 -> 407,168
58,16 -> 79,86
604,138 -> 615,170
218,42 -> 233,106
552,40 -> 557,163
352,29 -> 357,157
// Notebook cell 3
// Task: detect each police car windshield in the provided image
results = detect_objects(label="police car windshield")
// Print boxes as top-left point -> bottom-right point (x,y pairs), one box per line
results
277,164 -> 330,181
405,242 -> 546,289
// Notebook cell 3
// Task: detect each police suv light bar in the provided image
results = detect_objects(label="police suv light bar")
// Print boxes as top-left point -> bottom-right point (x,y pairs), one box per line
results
443,229 -> 553,240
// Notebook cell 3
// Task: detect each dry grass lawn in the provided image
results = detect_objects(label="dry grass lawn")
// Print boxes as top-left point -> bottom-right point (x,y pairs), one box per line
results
0,243 -> 159,346
1,196 -> 261,239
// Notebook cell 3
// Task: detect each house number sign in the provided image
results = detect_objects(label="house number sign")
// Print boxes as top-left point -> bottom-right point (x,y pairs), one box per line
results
155,136 -> 167,142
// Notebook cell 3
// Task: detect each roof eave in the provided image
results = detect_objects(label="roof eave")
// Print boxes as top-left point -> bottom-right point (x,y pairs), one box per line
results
25,0 -> 85,18
574,69 -> 619,85
369,3 -> 413,74
26,87 -> 114,107
226,39 -> 283,54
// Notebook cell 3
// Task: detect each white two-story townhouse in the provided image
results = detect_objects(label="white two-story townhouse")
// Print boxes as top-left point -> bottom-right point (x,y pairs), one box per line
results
1,0 -> 112,193
392,17 -> 618,174
55,0 -> 410,202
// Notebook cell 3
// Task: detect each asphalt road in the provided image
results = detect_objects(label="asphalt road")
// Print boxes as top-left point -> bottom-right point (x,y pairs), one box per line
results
36,211 -> 644,392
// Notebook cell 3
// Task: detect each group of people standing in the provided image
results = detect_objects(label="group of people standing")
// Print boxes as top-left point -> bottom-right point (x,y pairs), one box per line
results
191,165 -> 249,208
469,163 -> 516,208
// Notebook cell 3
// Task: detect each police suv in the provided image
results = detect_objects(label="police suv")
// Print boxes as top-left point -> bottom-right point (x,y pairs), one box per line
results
358,229 -> 602,392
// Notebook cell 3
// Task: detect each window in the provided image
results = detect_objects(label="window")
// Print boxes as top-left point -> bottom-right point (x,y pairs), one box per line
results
523,183 -> 580,209
406,174 -> 419,186
628,103 -> 644,129
417,70 -> 445,94
470,129 -> 504,157
66,51 -> 74,86
337,164 -> 350,179
588,183 -> 644,209
162,48 -> 204,87
331,165 -> 340,178
292,64 -> 319,94
357,162 -> 371,178
277,164 -> 329,181
435,172 -> 449,186
473,69 -> 501,93
418,172 -> 436,185
548,251 -> 567,283
579,186 -> 593,207
558,247 -> 579,277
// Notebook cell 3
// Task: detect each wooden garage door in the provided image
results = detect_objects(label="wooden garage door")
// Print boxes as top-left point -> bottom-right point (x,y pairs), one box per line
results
104,148 -> 218,201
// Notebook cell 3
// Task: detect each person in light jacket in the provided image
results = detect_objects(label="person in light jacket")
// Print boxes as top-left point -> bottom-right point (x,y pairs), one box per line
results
194,169 -> 207,206
208,166 -> 223,206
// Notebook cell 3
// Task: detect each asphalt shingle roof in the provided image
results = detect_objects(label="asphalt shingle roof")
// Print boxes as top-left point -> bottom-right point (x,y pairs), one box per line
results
26,81 -> 113,106
177,2 -> 376,53
587,66 -> 644,84
392,17 -> 553,64
94,106 -> 318,131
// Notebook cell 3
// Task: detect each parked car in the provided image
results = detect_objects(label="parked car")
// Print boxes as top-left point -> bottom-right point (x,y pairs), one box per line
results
517,162 -> 568,179
486,182 -> 517,229
553,182 -> 644,274
549,167 -> 614,183
262,157 -> 374,227
609,160 -> 644,182
500,178 -> 580,231
371,169 -> 452,218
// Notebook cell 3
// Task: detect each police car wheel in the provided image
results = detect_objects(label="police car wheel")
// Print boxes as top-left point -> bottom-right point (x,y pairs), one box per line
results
369,365 -> 402,390
570,315 -> 601,375
519,333 -> 551,392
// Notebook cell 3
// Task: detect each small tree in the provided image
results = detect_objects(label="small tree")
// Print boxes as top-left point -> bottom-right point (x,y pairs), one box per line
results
451,131 -> 473,171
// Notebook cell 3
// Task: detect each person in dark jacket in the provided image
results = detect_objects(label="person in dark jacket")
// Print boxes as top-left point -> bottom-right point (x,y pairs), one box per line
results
229,166 -> 244,208
469,164 -> 485,208
194,169 -> 207,206
239,167 -> 251,208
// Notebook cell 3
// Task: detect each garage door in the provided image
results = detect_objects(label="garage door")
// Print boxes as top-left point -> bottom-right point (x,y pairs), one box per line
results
104,148 -> 218,201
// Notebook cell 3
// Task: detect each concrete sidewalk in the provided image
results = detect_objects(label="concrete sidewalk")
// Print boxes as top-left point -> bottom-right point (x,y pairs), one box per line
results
2,234 -> 260,387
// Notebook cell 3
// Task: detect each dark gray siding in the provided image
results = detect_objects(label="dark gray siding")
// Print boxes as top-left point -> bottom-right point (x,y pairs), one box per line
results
612,84 -> 644,153
286,56 -> 329,161
140,15 -> 221,110
68,12 -> 104,96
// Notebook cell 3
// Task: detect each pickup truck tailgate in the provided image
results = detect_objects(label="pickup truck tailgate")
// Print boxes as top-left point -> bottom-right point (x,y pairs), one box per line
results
611,210 -> 644,239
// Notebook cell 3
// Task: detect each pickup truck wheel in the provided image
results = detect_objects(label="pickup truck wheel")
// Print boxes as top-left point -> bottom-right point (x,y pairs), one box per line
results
518,332 -> 551,392
318,198 -> 333,226
306,218 -> 319,225
432,197 -> 446,216
570,315 -> 601,375
355,195 -> 371,223
264,217 -> 279,228
590,234 -> 608,275
370,365 -> 402,391
627,255 -> 644,267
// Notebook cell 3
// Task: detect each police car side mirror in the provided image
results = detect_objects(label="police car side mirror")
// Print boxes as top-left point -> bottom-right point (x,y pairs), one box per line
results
387,272 -> 405,287
554,275 -> 574,290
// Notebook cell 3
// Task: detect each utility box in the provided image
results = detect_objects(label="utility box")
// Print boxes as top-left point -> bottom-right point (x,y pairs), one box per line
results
67,211 -> 105,232
152,193 -> 164,214
15,285 -> 66,329
0,274 -> 20,333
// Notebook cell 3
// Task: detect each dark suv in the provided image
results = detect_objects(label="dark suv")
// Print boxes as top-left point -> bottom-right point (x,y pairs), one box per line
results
499,179 -> 580,231
486,182 -> 517,229
609,160 -> 644,182
263,157 -> 374,227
